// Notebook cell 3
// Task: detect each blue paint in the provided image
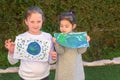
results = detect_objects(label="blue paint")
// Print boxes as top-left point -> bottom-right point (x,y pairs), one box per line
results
54,32 -> 89,48
27,42 -> 41,55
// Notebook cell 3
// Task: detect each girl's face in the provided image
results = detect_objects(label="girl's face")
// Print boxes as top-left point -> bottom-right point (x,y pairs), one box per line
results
25,12 -> 43,35
60,19 -> 76,33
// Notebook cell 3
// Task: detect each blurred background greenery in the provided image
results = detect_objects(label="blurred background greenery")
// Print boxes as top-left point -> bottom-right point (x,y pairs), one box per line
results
0,0 -> 120,68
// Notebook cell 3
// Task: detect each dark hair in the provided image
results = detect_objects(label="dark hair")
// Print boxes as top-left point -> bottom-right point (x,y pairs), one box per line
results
24,6 -> 45,21
58,11 -> 76,24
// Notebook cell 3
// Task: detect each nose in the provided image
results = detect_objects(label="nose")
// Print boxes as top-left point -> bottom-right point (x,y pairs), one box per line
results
34,22 -> 38,26
61,29 -> 65,33
61,28 -> 65,32
33,22 -> 39,27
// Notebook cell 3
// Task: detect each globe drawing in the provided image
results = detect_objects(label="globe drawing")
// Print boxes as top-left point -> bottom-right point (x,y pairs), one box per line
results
54,32 -> 89,48
27,42 -> 41,55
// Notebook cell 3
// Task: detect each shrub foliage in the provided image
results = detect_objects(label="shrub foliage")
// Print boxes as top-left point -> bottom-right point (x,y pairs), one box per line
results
0,0 -> 120,67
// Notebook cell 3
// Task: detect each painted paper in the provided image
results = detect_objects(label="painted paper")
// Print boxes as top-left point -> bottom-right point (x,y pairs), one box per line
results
54,32 -> 89,48
13,36 -> 51,61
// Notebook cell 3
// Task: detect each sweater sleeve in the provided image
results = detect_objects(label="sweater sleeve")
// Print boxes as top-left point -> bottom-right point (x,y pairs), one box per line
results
7,52 -> 19,65
77,47 -> 87,54
48,35 -> 57,64
55,45 -> 64,54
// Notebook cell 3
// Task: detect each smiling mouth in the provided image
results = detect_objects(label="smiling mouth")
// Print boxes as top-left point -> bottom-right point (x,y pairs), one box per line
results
33,28 -> 39,29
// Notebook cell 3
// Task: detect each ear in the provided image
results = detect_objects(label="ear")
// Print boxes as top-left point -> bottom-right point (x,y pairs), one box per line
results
24,19 -> 28,26
72,24 -> 76,30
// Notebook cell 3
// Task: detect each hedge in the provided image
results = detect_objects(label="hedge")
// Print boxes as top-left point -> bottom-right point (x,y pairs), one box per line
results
0,0 -> 120,67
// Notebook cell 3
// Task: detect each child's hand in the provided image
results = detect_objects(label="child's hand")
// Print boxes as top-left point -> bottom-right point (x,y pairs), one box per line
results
52,37 -> 59,46
86,35 -> 90,42
5,39 -> 15,54
49,51 -> 57,61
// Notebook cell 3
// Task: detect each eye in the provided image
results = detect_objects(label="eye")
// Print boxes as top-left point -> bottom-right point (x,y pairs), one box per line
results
30,21 -> 34,23
65,26 -> 69,28
60,25 -> 63,28
65,25 -> 69,28
37,20 -> 41,23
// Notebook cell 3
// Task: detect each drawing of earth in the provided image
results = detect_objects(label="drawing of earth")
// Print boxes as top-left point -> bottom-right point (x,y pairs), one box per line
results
27,42 -> 41,55
54,32 -> 89,48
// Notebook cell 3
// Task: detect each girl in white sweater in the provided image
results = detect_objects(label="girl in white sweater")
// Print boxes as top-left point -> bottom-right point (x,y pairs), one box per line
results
5,6 -> 57,80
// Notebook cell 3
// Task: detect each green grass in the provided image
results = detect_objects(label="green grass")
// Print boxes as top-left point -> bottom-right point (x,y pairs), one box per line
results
85,64 -> 120,80
0,64 -> 120,80
0,73 -> 20,80
0,70 -> 55,80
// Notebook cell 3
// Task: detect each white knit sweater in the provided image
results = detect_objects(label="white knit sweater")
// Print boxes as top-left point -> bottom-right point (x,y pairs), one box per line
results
8,32 -> 55,80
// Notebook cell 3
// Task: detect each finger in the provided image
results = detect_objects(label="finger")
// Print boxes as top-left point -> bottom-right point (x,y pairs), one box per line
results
8,39 -> 12,43
5,39 -> 11,44
5,40 -> 9,44
87,36 -> 90,42
5,45 -> 8,48
52,57 -> 57,60
5,40 -> 9,47
53,54 -> 57,58
11,42 -> 15,45
5,44 -> 9,49
52,37 -> 56,42
49,52 -> 57,57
